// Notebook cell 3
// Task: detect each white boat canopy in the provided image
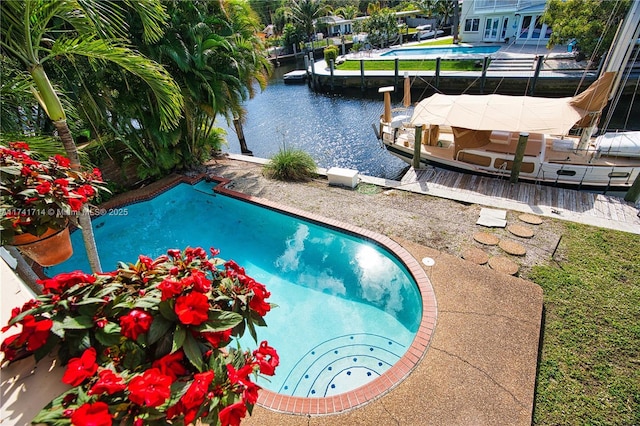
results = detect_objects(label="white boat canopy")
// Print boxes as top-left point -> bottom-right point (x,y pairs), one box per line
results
409,72 -> 615,135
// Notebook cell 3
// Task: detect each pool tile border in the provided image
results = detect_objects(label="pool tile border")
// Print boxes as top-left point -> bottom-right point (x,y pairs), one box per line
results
94,173 -> 438,416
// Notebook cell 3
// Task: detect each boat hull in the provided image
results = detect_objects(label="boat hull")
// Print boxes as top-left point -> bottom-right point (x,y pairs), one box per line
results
383,139 -> 640,191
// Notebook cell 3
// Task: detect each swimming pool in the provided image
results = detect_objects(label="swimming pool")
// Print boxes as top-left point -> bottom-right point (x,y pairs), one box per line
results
47,177 -> 437,413
381,45 -> 501,57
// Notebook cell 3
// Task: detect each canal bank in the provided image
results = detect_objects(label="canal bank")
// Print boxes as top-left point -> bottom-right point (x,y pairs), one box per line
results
300,41 -> 638,97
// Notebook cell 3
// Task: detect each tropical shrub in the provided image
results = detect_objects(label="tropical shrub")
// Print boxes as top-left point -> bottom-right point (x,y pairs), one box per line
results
0,247 -> 278,425
263,149 -> 317,181
324,45 -> 339,65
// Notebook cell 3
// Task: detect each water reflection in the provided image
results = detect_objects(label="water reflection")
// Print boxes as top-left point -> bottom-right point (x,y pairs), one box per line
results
219,64 -> 409,180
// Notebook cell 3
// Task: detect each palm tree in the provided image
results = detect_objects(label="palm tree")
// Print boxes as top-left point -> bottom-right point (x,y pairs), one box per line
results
1,0 -> 183,272
287,0 -> 331,41
122,0 -> 272,170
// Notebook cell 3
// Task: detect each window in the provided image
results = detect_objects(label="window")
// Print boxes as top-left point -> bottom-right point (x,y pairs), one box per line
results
464,18 -> 480,32
519,15 -> 532,38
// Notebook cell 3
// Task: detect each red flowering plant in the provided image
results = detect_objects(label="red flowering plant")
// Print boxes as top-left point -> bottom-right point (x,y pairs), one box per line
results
0,141 -> 108,245
0,247 -> 279,425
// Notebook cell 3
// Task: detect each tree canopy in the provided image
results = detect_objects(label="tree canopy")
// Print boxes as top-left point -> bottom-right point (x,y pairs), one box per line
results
543,0 -> 630,60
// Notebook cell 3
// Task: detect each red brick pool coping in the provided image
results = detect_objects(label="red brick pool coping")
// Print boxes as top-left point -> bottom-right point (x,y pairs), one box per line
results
97,173 -> 438,416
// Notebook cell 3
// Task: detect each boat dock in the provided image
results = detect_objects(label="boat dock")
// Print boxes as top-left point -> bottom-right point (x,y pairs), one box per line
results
360,166 -> 640,234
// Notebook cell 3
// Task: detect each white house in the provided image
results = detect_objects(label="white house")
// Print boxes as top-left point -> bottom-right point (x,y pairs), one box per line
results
460,0 -> 552,44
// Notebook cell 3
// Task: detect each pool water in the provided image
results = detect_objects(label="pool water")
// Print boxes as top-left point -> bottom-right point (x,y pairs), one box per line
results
47,181 -> 422,397
381,45 -> 501,57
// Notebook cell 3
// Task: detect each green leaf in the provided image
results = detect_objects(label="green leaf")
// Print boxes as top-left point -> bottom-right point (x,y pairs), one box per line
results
95,322 -> 122,346
61,315 -> 94,329
133,295 -> 160,309
246,316 -> 258,343
158,299 -> 177,321
172,325 -> 186,352
182,332 -> 204,372
148,315 -> 174,345
122,341 -> 145,370
73,297 -> 108,306
195,310 -> 243,333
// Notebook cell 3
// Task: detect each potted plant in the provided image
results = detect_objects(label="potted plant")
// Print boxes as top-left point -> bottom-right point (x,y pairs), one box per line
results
0,246 -> 278,425
0,142 -> 107,266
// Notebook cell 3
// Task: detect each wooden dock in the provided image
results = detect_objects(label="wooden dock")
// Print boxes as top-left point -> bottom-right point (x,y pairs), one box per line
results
361,166 -> 640,234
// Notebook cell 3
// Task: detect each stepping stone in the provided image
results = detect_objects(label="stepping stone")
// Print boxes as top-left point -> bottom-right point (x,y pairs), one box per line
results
498,239 -> 527,256
519,213 -> 543,225
488,256 -> 520,275
473,232 -> 500,246
462,247 -> 489,265
507,224 -> 535,238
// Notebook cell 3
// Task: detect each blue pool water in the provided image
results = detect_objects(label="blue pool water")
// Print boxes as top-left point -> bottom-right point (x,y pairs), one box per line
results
381,45 -> 501,57
47,181 -> 422,397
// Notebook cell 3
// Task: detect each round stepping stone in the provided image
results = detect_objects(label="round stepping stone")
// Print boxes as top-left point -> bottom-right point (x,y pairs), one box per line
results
507,224 -> 535,238
519,213 -> 543,225
488,256 -> 519,275
498,239 -> 527,256
462,247 -> 489,265
473,232 -> 499,246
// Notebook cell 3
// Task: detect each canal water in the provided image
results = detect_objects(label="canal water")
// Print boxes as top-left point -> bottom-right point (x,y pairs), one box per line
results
218,64 -> 409,180
219,63 -> 639,181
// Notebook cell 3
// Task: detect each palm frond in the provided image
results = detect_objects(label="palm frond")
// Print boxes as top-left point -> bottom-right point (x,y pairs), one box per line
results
48,37 -> 183,130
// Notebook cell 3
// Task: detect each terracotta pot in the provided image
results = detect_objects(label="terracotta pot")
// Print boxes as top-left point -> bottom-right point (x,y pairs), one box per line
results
11,227 -> 73,266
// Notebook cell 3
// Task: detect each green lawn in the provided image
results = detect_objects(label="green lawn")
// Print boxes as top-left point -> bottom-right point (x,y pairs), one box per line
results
530,223 -> 640,425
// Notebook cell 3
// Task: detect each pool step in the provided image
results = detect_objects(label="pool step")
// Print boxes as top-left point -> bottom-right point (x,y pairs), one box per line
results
277,333 -> 406,397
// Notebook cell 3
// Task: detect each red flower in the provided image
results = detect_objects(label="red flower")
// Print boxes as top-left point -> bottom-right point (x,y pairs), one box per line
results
175,292 -> 209,326
152,351 -> 187,382
37,271 -> 96,294
227,364 -> 255,388
127,368 -> 172,407
14,315 -> 53,352
0,334 -> 20,361
224,260 -> 245,276
119,309 -> 153,341
189,270 -> 211,293
76,184 -> 95,198
70,402 -> 112,426
243,381 -> 261,404
167,249 -> 181,258
248,281 -> 271,316
138,255 -> 153,270
53,178 -> 69,187
158,278 -> 183,301
9,141 -> 29,150
53,154 -> 71,167
201,328 -> 232,348
90,167 -> 102,181
171,371 -> 215,424
89,369 -> 126,395
66,196 -> 84,211
219,401 -> 247,426
253,341 -> 279,376
35,180 -> 52,194
62,348 -> 98,386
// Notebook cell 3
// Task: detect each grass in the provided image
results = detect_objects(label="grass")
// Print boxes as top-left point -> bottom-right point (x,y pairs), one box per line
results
336,59 -> 482,71
263,148 -> 317,181
530,223 -> 640,425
